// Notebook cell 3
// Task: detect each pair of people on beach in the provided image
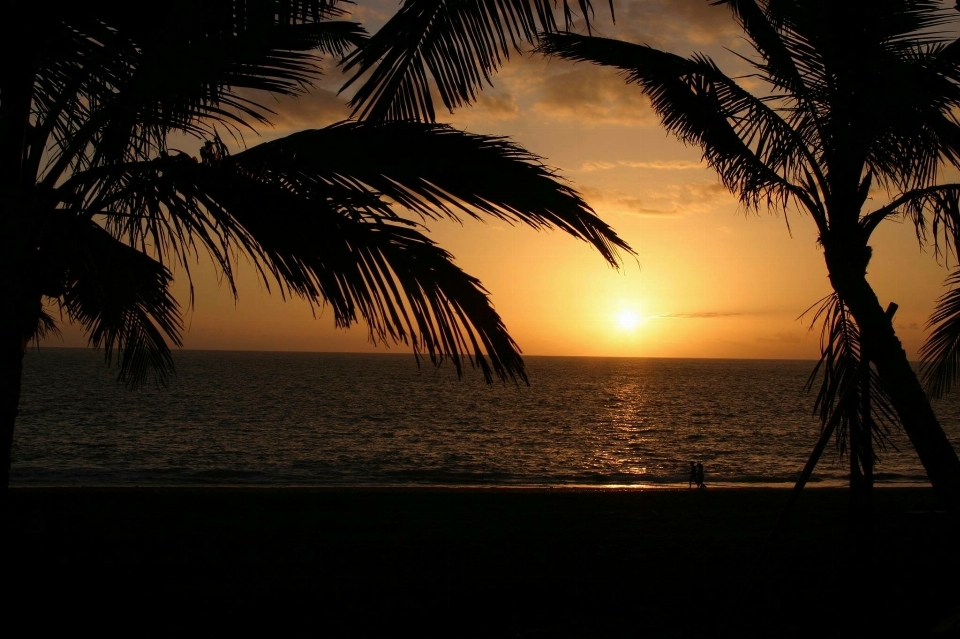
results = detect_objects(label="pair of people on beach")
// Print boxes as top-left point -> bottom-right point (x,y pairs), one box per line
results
688,462 -> 705,489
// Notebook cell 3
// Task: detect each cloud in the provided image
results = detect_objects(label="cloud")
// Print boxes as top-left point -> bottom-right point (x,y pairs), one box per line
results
342,1 -> 393,28
656,312 -> 744,319
580,182 -> 732,217
247,87 -> 352,135
449,90 -> 521,124
578,159 -> 705,172
609,0 -> 742,48
529,64 -> 657,127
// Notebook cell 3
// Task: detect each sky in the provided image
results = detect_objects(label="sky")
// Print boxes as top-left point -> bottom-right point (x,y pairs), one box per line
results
49,0 -> 960,360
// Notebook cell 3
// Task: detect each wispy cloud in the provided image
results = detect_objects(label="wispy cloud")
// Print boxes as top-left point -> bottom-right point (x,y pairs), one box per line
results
449,90 -> 521,124
756,331 -> 802,343
579,159 -> 705,172
529,64 -> 657,127
236,87 -> 351,139
655,312 -> 744,319
580,182 -> 732,217
611,0 -> 742,48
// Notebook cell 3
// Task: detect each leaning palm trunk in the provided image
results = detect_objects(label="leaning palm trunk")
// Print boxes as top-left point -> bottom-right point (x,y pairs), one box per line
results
0,237 -> 34,501
0,333 -> 26,504
825,246 -> 960,510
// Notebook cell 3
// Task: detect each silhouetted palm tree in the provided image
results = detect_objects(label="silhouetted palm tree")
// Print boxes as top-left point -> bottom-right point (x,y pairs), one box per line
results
537,0 -> 960,511
0,0 -> 629,491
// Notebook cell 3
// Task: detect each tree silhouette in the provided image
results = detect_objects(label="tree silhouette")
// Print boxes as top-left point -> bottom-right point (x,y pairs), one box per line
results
0,0 -> 630,492
537,0 -> 960,511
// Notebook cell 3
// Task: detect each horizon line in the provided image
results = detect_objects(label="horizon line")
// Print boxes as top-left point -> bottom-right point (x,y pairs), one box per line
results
31,345 -> 824,362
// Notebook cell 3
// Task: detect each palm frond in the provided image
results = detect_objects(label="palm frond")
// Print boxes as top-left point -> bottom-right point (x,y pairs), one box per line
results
721,1 -> 960,197
804,294 -> 898,459
66,150 -> 534,382
921,270 -> 960,398
537,34 -> 821,219
53,221 -> 183,388
231,121 -> 630,264
340,0 -> 612,122
62,120 -> 634,380
32,0 -> 366,188
861,184 -> 960,261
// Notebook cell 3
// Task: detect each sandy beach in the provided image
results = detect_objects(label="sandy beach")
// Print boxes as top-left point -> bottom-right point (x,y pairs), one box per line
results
5,486 -> 958,636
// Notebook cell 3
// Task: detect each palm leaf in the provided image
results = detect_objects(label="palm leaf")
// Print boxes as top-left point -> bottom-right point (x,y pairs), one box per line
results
61,121 -> 633,380
231,121 -> 630,264
803,294 -> 898,459
537,33 -> 821,218
53,221 -> 184,387
32,0 -> 366,188
860,184 -> 960,260
339,0 -> 612,122
87,154 -> 525,382
921,270 -> 960,398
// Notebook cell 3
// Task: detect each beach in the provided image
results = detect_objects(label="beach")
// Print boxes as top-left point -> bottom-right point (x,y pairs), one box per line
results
6,486 -> 957,636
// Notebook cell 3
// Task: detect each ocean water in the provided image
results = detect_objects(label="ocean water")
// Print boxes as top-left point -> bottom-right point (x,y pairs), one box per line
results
11,348 -> 960,487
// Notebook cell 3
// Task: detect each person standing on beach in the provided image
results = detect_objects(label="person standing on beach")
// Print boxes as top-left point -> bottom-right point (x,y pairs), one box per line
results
696,463 -> 705,490
689,462 -> 697,489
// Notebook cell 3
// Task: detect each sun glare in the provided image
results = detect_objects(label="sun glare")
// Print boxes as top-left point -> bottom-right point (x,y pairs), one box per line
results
617,310 -> 640,330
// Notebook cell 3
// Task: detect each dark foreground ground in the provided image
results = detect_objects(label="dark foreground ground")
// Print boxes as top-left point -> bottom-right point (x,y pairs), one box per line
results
4,487 -> 958,637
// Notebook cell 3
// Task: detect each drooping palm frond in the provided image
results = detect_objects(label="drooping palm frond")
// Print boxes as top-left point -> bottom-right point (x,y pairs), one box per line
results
536,33 -> 823,223
340,0 -> 613,122
94,155 -> 524,382
803,294 -> 898,460
231,121 -> 630,264
860,184 -> 960,260
52,221 -> 184,387
55,121 -> 630,382
921,270 -> 960,398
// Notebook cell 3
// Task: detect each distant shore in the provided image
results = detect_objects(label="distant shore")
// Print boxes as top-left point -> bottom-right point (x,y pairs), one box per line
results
7,486 -> 958,636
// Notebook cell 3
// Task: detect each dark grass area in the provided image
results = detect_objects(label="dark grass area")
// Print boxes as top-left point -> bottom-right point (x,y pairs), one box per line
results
5,487 -> 958,636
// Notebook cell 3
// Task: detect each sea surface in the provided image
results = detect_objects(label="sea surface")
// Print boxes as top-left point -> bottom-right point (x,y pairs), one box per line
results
12,348 -> 960,487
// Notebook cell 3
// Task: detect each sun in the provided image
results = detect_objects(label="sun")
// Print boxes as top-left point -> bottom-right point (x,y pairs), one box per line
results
617,310 -> 640,330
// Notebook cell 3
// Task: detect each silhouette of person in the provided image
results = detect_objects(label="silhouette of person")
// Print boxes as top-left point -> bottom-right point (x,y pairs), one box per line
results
696,462 -> 705,490
688,462 -> 697,489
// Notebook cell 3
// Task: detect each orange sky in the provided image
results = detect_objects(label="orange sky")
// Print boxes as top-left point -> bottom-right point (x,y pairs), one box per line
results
47,0 -> 960,360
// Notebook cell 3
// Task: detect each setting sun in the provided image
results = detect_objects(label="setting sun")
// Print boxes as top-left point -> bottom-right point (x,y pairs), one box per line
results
617,310 -> 640,330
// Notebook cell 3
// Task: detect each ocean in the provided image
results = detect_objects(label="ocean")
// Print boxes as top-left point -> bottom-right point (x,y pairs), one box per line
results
11,348 -> 960,487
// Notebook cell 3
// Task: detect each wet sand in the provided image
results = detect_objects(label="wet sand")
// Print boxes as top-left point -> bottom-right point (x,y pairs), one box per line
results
5,487 -> 958,636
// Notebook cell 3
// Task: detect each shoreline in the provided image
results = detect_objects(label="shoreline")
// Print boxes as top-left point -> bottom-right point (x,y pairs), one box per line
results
7,480 -> 936,490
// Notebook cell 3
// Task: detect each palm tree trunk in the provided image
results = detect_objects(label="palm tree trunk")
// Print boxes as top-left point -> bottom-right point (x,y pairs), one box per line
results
825,246 -> 960,513
0,332 -> 25,497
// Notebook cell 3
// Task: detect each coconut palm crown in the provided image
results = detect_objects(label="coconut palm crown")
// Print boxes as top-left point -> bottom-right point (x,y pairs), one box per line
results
0,0 -> 631,491
536,0 -> 960,509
